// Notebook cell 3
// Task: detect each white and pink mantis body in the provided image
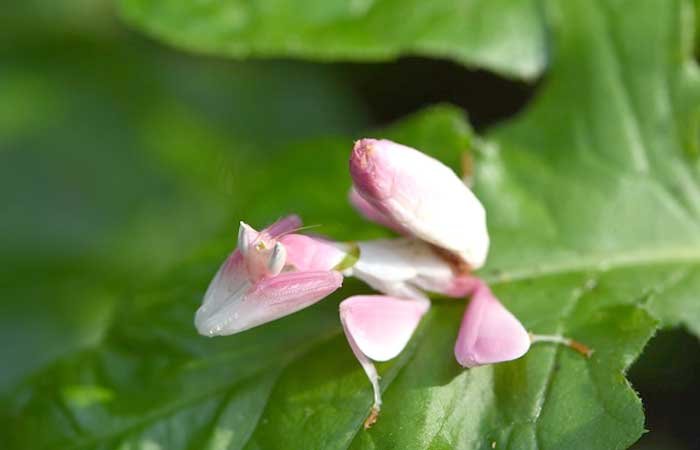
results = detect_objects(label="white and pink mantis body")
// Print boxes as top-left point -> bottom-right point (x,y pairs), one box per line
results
195,138 -> 590,429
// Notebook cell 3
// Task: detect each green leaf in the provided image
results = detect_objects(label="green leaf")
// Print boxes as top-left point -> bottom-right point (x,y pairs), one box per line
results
117,0 -> 547,79
480,0 -> 700,338
4,1 -> 700,450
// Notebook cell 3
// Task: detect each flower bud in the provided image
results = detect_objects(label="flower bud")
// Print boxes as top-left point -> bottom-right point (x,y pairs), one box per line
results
350,139 -> 489,269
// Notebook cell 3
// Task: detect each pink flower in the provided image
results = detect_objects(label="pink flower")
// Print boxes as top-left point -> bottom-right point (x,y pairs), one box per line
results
454,279 -> 530,368
350,138 -> 489,269
194,215 -> 344,336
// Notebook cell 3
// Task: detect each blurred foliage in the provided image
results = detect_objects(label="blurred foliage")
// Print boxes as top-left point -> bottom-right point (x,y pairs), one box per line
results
1,0 -> 700,449
119,0 -> 547,79
0,0 -> 369,390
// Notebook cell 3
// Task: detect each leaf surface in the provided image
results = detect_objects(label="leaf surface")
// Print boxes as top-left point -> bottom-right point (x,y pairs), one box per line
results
4,1 -> 700,450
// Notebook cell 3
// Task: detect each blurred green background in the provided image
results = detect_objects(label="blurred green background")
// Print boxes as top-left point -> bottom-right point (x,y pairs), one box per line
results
2,1 -> 699,449
1,0 -> 369,389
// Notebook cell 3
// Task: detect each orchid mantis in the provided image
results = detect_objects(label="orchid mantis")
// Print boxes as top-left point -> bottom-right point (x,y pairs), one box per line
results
195,138 -> 590,429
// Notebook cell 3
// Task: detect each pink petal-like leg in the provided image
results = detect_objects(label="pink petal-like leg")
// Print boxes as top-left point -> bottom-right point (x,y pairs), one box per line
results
454,280 -> 530,368
341,317 -> 382,429
339,295 -> 430,428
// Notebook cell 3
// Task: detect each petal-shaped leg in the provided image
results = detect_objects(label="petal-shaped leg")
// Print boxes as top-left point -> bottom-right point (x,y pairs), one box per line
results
341,295 -> 430,361
340,315 -> 382,428
197,270 -> 342,337
454,281 -> 530,368
339,295 -> 430,427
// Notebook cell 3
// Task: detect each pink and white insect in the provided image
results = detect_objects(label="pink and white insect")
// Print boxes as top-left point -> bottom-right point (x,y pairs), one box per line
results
195,138 -> 590,429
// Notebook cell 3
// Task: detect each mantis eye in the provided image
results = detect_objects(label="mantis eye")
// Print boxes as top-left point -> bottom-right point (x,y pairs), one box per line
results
237,222 -> 257,256
267,242 -> 287,276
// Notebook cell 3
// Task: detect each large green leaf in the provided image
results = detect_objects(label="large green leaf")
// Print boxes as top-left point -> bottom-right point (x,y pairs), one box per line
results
3,1 -> 700,450
480,0 -> 700,338
117,0 -> 547,79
